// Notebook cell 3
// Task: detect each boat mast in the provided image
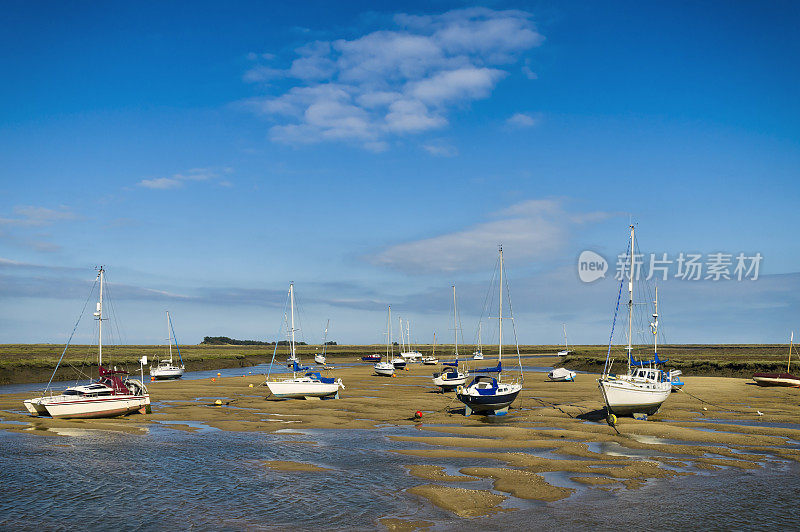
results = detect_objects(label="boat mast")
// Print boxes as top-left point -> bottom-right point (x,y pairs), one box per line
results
398,317 -> 404,352
627,225 -> 634,373
653,287 -> 659,358
789,331 -> 794,373
386,305 -> 394,362
452,285 -> 459,358
563,323 -> 568,351
96,266 -> 104,366
322,319 -> 329,356
289,282 -> 296,362
499,246 -> 503,365
167,310 -> 173,364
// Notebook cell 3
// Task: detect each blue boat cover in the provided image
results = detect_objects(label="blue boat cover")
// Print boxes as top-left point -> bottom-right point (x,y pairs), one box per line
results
442,358 -> 460,367
293,361 -> 311,372
470,362 -> 502,374
305,371 -> 336,384
629,352 -> 668,367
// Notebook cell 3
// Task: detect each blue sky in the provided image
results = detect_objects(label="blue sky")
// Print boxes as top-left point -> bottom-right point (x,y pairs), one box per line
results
1,1 -> 798,346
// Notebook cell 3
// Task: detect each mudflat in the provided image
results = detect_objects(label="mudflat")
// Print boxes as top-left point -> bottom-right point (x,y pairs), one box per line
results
2,356 -> 798,518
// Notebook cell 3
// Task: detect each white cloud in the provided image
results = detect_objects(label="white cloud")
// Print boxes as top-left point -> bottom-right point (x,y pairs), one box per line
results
506,112 -> 538,128
0,205 -> 78,227
422,140 -> 458,157
137,168 -> 233,190
370,199 -> 611,274
243,7 -> 543,151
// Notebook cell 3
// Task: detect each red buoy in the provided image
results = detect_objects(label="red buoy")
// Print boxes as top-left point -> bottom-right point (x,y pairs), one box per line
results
414,410 -> 423,420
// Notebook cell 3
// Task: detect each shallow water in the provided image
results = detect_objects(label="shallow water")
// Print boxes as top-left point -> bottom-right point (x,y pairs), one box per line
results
1,420 -> 798,530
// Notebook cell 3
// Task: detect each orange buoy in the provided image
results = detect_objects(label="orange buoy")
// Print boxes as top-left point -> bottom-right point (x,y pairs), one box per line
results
217,372 -> 221,377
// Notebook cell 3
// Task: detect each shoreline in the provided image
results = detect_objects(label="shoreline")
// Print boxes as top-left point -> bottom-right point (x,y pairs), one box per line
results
1,343 -> 795,385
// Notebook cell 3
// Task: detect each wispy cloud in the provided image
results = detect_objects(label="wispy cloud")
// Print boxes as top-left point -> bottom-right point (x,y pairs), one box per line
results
506,112 -> 539,128
137,167 -> 233,190
0,205 -> 78,227
370,199 -> 614,274
243,7 -> 543,150
422,139 -> 458,157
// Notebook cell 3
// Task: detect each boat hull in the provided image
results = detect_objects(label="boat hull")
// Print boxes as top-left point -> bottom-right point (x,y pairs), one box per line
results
38,395 -> 150,419
456,384 -> 521,415
598,378 -> 671,415
150,366 -> 184,380
374,363 -> 395,376
752,373 -> 800,387
433,372 -> 466,390
266,380 -> 341,399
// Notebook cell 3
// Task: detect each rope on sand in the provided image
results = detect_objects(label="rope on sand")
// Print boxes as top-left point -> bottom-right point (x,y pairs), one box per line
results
675,387 -> 756,415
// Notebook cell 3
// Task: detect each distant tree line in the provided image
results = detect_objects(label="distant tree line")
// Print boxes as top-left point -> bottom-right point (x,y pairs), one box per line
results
201,336 -> 309,346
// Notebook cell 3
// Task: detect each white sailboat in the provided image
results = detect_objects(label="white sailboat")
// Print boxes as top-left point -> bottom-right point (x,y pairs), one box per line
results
265,283 -> 344,399
472,322 -> 484,360
456,247 -> 523,416
150,311 -> 185,380
422,333 -> 439,365
557,323 -> 570,356
433,285 -> 468,391
314,320 -> 330,366
400,319 -> 423,362
374,306 -> 396,377
24,267 -> 150,419
598,225 -> 671,418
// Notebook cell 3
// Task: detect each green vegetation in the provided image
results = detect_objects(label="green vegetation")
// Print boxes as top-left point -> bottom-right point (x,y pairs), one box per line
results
200,336 -> 307,346
561,344 -> 797,378
0,343 -> 794,384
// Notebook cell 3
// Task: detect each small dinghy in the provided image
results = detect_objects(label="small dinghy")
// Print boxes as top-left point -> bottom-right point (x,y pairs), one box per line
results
548,367 -> 576,382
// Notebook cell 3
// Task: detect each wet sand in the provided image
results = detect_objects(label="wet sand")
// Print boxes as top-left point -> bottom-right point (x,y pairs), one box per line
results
1,355 -> 799,521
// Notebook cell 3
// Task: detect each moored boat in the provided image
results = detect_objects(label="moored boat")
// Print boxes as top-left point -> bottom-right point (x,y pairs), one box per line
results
433,286 -> 467,391
598,226 -> 671,418
149,311 -> 185,380
548,367 -> 576,382
265,283 -> 344,399
24,267 -> 150,419
456,248 -> 523,415
753,332 -> 799,387
374,306 -> 396,377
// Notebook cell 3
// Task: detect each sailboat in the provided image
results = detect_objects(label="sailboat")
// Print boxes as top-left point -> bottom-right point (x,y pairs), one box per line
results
150,311 -> 185,380
753,332 -> 800,387
314,320 -> 329,366
433,286 -> 468,391
265,283 -> 344,399
374,306 -> 396,377
390,318 -> 407,370
400,319 -> 423,362
598,225 -> 672,417
24,267 -> 150,418
472,323 -> 484,360
456,247 -> 523,415
422,333 -> 439,365
557,324 -> 570,356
